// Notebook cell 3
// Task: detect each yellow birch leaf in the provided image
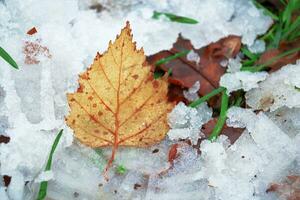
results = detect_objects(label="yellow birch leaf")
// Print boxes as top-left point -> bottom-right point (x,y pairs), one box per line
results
65,22 -> 175,174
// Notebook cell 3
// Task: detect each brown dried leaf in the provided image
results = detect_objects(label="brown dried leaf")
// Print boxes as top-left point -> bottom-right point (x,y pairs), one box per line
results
258,40 -> 300,72
201,118 -> 244,144
147,35 -> 241,105
66,22 -> 175,174
267,175 -> 300,200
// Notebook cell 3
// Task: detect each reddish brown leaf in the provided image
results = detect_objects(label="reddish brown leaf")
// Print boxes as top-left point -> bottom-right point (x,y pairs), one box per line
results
147,35 -> 241,104
168,143 -> 179,164
201,118 -> 244,144
267,175 -> 300,200
258,40 -> 300,72
27,27 -> 37,35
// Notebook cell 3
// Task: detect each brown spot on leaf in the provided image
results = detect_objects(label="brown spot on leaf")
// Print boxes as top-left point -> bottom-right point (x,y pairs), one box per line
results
132,74 -> 139,80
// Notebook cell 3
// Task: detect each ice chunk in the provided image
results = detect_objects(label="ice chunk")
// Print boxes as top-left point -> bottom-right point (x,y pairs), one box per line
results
0,187 -> 9,200
266,107 -> 300,138
47,144 -> 105,200
220,71 -> 268,94
186,50 -> 200,65
7,172 -> 24,200
145,145 -> 214,200
226,107 -> 256,128
248,39 -> 265,54
105,140 -> 171,174
246,61 -> 300,111
34,170 -> 54,183
227,57 -> 242,73
167,102 -> 212,144
183,81 -> 200,101
220,59 -> 229,67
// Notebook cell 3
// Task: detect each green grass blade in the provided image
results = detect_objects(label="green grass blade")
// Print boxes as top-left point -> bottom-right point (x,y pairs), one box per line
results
37,129 -> 63,200
154,71 -> 165,79
152,11 -> 198,24
208,89 -> 229,141
282,0 -> 300,28
155,50 -> 190,66
241,46 -> 300,72
116,165 -> 127,175
279,0 -> 287,5
282,16 -> 300,41
241,46 -> 259,60
252,1 -> 279,21
271,24 -> 283,48
0,46 -> 19,69
189,87 -> 225,108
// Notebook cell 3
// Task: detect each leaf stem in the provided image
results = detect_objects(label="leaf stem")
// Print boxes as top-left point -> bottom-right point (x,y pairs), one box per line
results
208,90 -> 229,142
189,87 -> 225,108
37,129 -> 63,200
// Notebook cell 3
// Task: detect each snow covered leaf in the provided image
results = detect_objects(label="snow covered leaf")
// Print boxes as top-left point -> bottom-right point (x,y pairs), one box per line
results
66,22 -> 174,172
147,35 -> 241,104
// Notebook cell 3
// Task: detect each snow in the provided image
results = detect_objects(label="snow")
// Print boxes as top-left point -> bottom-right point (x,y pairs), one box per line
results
220,71 -> 268,94
246,61 -> 300,111
34,171 -> 54,183
0,0 -> 293,199
186,50 -> 200,65
183,81 -> 200,101
227,57 -> 242,73
167,102 -> 212,144
248,39 -> 266,54
0,187 -> 9,200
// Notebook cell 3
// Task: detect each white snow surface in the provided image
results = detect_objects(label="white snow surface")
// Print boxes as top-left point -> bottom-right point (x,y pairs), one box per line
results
167,102 -> 212,145
183,81 -> 200,101
2,0 -> 298,200
246,60 -> 300,111
220,71 -> 268,94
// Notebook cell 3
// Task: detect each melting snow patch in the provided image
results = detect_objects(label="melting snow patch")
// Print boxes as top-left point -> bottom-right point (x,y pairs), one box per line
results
227,57 -> 242,73
34,171 -> 54,183
183,81 -> 200,101
186,50 -> 200,65
167,102 -> 212,144
246,61 -> 300,111
220,71 -> 268,94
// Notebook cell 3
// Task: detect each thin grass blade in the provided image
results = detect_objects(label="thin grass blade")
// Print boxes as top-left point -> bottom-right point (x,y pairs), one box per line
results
37,129 -> 63,200
0,46 -> 19,69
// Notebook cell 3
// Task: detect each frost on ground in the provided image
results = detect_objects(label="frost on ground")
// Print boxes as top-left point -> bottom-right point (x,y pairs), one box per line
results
1,0 -> 297,199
